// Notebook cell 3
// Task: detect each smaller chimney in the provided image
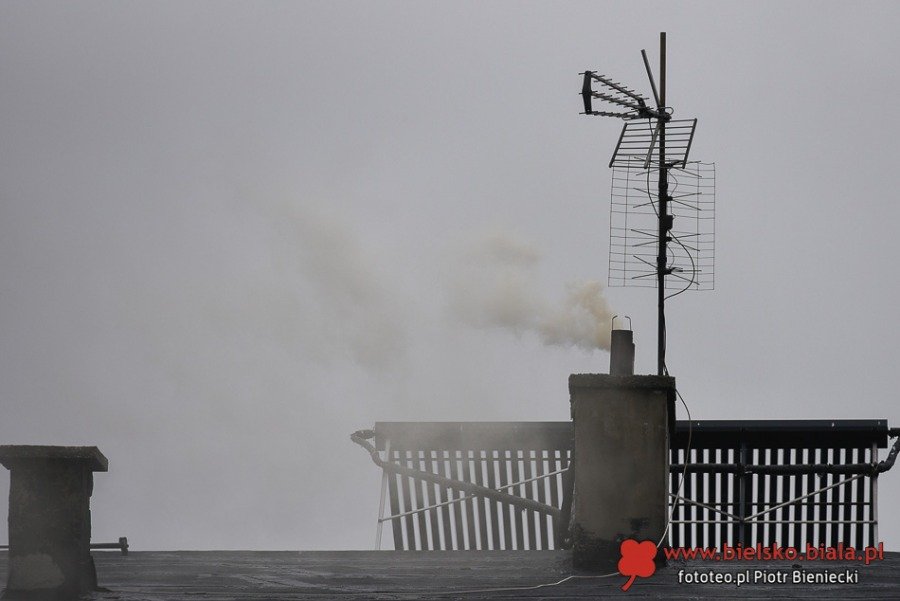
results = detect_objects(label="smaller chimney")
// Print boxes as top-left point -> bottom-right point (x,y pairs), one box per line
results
609,318 -> 635,376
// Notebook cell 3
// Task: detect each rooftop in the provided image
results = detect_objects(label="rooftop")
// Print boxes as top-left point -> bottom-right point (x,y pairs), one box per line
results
3,550 -> 897,600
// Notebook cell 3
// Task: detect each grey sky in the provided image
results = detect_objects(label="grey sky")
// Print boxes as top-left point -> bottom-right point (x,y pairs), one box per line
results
1,1 -> 899,550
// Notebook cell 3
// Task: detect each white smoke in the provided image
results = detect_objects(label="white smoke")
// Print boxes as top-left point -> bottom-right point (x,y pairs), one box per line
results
447,231 -> 613,351
266,200 -> 408,370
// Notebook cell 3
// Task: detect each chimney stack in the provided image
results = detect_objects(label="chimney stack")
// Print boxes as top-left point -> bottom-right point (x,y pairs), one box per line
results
568,323 -> 673,570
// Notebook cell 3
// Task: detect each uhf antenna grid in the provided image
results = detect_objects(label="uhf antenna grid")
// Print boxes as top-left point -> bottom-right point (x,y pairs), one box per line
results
609,119 -> 697,170
608,159 -> 715,291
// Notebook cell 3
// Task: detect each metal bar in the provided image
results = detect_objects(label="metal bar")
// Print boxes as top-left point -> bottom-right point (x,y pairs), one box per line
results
673,520 -> 876,525
643,121 -> 662,170
681,118 -> 698,167
755,449 -> 766,544
524,450 -> 537,550
548,450 -> 561,549
728,446 -> 738,546
739,443 -> 750,545
449,450 -> 465,549
670,520 -> 735,525
840,449 -> 851,545
747,520 -> 876,525
512,450 -> 525,549
656,30 -> 667,376
609,124 -> 629,169
373,421 -> 584,456
499,450 -> 513,551
425,452 -> 440,549
413,451 -> 430,549
669,493 -> 739,521
558,453 -> 574,549
376,440 -> 391,550
436,451 -> 452,549
486,450 -> 501,550
685,446 -> 694,547
696,500 -> 870,506
768,449 -> 778,545
669,198 -> 703,212
828,449 -> 839,545
671,191 -> 702,200
641,48 -> 661,107
816,449 -> 827,545
872,443 -> 879,546
535,450 -> 548,549
712,449 -> 720,546
386,449 -> 403,550
815,448 -> 828,547
42,539 -> 129,555
780,449 -> 790,545
791,449 -> 802,548
667,462 -> 881,475
697,447 -> 706,546
854,447 -> 865,549
462,451 -> 477,549
411,451 -> 431,551
671,446 -> 681,547
803,448 -> 814,547
473,451 -> 489,550
746,473 -> 864,522
696,448 -> 716,546
400,450 -> 415,549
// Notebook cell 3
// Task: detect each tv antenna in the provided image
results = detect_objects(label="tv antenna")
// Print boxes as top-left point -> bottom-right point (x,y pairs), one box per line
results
580,32 -> 715,376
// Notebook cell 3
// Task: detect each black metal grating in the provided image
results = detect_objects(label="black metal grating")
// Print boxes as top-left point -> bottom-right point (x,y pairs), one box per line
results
668,422 -> 885,549
373,420 -> 888,551
375,422 -> 571,551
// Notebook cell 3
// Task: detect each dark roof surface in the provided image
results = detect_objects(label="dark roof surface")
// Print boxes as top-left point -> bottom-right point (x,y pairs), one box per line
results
3,550 -> 898,599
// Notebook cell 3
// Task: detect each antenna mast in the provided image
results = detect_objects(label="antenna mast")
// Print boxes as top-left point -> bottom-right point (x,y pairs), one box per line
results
645,31 -> 672,375
656,32 -> 668,376
581,32 -> 714,376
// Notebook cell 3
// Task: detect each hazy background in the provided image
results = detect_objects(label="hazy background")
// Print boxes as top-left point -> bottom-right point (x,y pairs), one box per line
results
1,1 -> 899,550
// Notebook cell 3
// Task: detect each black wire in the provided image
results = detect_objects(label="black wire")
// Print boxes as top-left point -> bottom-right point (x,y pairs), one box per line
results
665,234 -> 697,301
665,169 -> 698,301
658,385 -> 693,543
661,311 -> 667,376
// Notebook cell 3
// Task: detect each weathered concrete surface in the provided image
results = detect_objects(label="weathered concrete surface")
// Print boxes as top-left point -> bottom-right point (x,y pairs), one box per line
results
569,374 -> 674,571
2,550 -> 898,599
0,446 -> 108,598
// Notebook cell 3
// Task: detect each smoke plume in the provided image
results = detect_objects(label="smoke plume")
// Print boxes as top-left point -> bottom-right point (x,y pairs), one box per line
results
447,231 -> 614,351
267,200 -> 408,370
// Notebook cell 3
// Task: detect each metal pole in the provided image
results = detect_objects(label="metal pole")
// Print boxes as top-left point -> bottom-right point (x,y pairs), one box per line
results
375,439 -> 391,549
656,32 -> 668,375
739,442 -> 751,545
872,441 -> 879,545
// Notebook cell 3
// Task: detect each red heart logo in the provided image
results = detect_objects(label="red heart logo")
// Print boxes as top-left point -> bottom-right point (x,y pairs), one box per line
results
618,538 -> 657,591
